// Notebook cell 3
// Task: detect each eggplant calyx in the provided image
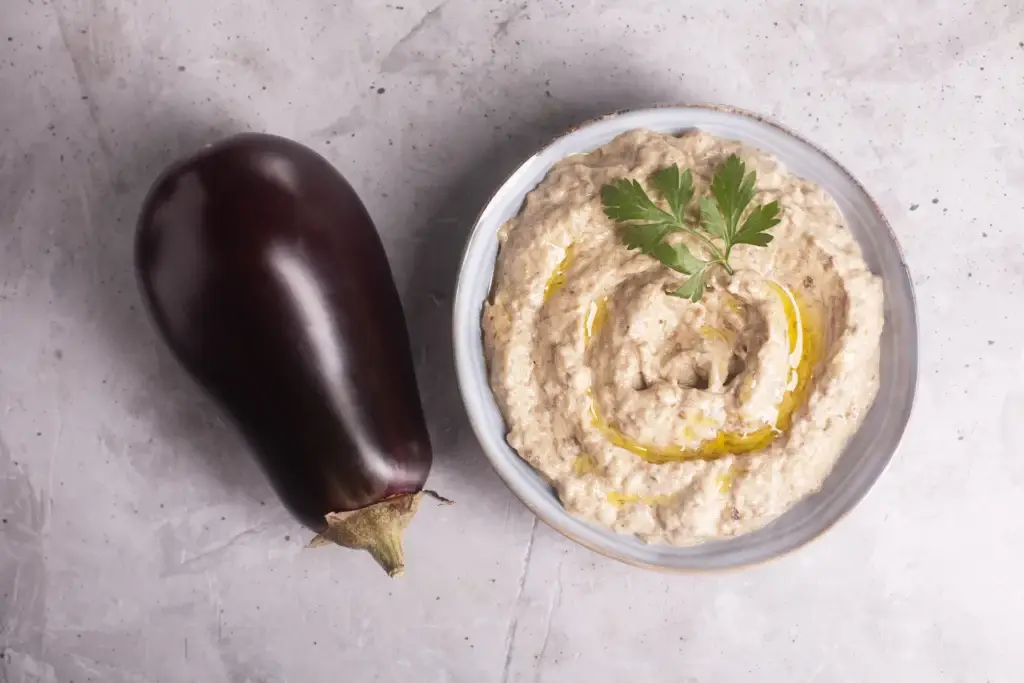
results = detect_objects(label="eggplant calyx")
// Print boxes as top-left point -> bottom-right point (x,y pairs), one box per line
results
310,491 -> 452,577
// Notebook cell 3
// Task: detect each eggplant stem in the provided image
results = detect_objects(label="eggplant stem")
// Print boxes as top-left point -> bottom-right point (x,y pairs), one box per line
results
309,490 -> 453,577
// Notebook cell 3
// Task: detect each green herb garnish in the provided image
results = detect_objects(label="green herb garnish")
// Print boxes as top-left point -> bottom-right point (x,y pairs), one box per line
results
600,155 -> 781,302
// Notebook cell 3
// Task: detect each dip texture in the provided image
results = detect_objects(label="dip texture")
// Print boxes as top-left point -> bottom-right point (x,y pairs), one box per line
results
482,129 -> 884,545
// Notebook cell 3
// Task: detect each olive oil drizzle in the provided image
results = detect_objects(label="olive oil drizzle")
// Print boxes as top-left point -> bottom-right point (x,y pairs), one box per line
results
587,282 -> 821,464
543,245 -> 576,302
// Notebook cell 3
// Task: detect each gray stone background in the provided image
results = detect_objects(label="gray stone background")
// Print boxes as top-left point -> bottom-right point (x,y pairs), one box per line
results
1,0 -> 1022,681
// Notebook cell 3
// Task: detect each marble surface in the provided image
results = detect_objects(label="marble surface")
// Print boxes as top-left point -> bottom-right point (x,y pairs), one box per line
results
1,0 -> 1022,681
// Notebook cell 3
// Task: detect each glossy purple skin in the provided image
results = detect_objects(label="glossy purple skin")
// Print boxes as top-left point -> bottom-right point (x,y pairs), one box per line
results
136,133 -> 431,531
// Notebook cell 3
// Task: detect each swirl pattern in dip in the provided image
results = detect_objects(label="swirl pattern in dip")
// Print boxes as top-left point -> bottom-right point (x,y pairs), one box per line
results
482,129 -> 884,545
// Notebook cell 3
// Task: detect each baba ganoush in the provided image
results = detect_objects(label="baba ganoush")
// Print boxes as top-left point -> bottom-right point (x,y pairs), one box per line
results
482,129 -> 884,545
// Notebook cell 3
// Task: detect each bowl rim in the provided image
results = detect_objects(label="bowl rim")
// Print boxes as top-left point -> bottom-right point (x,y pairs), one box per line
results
452,103 -> 919,572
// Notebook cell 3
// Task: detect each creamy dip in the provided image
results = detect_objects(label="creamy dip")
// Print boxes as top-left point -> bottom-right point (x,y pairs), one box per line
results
482,129 -> 884,545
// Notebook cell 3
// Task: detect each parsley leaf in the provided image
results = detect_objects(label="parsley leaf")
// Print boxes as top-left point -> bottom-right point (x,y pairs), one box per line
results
622,223 -> 675,252
600,155 -> 779,302
732,200 -> 781,247
709,154 -> 757,241
672,267 -> 709,302
601,179 -> 673,224
650,240 -> 704,275
698,196 -> 727,240
622,224 -> 703,275
651,166 -> 693,223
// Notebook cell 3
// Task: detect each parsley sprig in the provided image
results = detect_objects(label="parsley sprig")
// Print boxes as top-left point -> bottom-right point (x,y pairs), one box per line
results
600,155 -> 781,302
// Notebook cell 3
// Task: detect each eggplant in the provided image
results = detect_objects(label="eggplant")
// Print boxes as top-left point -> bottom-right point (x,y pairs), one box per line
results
136,133 -> 444,576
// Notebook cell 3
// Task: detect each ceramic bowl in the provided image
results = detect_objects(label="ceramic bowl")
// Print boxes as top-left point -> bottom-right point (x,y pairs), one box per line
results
452,105 -> 917,571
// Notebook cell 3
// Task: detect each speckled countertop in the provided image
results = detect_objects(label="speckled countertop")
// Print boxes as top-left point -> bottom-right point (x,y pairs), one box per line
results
1,1 -> 1022,682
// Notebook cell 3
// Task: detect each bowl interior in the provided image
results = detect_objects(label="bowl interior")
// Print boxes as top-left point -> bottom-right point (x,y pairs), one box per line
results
453,105 -> 917,571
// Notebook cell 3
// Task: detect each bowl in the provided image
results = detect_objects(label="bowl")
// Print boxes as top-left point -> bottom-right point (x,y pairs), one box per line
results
452,105 -> 917,571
